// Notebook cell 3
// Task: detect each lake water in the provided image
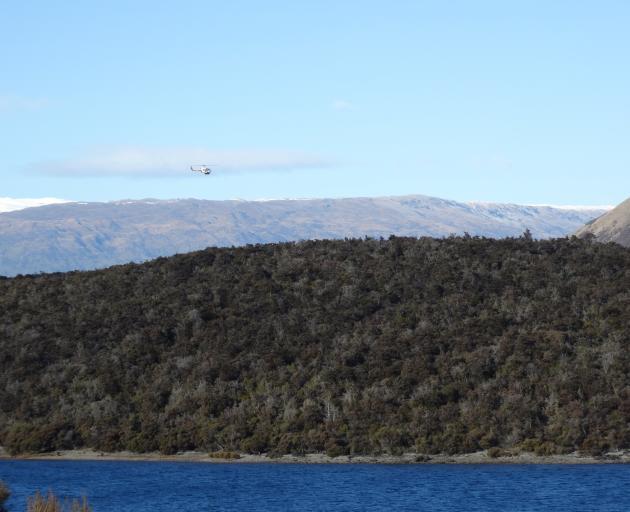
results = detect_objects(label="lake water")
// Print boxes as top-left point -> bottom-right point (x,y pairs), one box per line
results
1,461 -> 629,511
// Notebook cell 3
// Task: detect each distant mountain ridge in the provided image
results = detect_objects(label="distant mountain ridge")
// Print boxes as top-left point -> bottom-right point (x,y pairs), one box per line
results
575,197 -> 630,247
0,195 -> 609,276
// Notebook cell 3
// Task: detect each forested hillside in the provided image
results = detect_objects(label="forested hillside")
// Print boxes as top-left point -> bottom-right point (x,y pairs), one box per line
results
0,236 -> 629,457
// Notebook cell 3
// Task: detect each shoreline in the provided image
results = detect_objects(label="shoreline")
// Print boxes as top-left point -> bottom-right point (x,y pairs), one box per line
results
1,448 -> 629,465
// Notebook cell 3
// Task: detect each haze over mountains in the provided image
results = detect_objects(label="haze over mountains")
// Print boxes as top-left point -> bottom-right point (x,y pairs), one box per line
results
0,195 -> 610,276
576,197 -> 630,247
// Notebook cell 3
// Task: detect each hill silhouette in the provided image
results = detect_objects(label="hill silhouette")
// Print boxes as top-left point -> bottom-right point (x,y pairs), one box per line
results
0,236 -> 629,457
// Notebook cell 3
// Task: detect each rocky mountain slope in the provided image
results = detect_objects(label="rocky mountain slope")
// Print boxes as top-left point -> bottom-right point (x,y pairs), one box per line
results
576,197 -> 630,247
0,195 -> 609,276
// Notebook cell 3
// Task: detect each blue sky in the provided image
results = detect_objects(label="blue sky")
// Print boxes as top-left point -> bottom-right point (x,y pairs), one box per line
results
1,1 -> 628,205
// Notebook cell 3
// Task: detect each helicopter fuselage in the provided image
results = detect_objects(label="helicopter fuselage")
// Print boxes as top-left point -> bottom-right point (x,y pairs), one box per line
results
191,165 -> 212,175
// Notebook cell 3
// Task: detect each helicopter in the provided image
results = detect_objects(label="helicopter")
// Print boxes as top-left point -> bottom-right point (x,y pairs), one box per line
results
190,165 -> 212,175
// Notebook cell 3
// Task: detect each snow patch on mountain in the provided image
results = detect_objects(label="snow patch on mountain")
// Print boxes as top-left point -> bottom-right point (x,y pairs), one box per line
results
0,197 -> 70,213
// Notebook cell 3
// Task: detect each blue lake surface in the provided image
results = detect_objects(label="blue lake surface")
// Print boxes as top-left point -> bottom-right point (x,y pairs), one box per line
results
1,461 -> 629,511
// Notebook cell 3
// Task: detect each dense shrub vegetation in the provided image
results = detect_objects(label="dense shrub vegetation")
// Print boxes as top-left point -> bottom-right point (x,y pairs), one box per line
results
0,236 -> 629,456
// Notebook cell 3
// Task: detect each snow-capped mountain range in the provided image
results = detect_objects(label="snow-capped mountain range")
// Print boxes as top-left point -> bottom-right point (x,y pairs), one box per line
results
0,195 -> 611,276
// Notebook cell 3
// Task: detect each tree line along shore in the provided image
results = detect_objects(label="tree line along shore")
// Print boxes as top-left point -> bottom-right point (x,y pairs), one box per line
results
0,235 -> 629,457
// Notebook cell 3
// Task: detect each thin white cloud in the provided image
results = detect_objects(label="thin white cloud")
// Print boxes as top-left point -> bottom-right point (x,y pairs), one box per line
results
0,95 -> 49,112
29,146 -> 331,177
331,99 -> 353,111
